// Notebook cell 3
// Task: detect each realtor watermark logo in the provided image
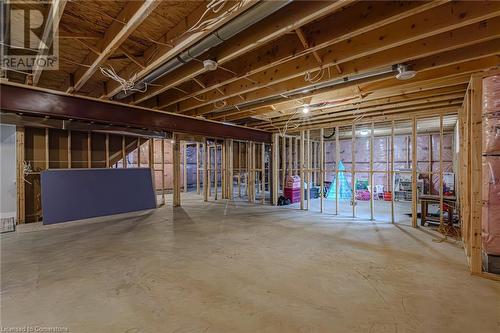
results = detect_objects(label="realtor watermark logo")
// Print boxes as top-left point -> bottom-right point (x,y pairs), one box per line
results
1,0 -> 59,71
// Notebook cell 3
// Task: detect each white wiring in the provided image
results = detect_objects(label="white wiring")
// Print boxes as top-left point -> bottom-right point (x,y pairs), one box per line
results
185,0 -> 244,36
100,66 -> 147,94
268,108 -> 301,137
304,67 -> 326,83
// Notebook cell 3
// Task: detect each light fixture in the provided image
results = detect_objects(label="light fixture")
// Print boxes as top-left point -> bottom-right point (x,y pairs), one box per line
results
302,105 -> 310,114
395,64 -> 416,80
359,129 -> 369,136
203,59 -> 218,71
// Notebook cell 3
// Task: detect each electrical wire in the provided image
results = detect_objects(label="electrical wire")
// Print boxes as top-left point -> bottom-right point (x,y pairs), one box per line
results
183,0 -> 244,36
100,65 -> 147,94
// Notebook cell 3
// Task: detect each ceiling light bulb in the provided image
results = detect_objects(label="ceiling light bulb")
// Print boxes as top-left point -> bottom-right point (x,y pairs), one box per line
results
302,105 -> 310,114
395,64 -> 416,80
203,59 -> 218,71
359,129 -> 369,136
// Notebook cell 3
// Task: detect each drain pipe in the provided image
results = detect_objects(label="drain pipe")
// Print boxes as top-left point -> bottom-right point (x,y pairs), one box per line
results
115,0 -> 291,100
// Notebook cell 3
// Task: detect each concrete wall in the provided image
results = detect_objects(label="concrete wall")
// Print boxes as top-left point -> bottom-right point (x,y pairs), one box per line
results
1,124 -> 16,218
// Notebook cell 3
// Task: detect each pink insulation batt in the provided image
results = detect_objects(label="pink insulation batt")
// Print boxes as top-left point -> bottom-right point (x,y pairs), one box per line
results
483,75 -> 500,155
482,113 -> 500,154
483,75 -> 500,115
482,156 -> 500,255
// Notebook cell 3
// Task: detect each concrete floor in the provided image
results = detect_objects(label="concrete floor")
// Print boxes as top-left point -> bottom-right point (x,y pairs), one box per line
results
2,193 -> 499,333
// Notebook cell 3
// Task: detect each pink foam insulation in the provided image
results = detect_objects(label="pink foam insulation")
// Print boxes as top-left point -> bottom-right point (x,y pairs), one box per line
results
483,115 -> 500,154
482,75 -> 500,256
482,156 -> 500,255
483,75 -> 500,115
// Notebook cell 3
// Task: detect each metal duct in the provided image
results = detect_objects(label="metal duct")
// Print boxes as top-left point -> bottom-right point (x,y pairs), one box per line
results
115,0 -> 291,100
212,66 -> 398,114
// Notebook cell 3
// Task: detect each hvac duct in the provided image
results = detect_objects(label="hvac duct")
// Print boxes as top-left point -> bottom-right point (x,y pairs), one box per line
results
115,0 -> 291,100
212,66 -> 398,115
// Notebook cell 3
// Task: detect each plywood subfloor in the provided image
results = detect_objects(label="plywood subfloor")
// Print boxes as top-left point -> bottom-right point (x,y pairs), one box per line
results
1,193 -> 499,332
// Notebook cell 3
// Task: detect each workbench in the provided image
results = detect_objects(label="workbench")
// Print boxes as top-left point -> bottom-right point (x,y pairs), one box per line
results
419,194 -> 457,226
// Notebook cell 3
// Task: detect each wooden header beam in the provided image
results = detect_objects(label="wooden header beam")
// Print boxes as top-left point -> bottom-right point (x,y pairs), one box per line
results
0,82 -> 271,143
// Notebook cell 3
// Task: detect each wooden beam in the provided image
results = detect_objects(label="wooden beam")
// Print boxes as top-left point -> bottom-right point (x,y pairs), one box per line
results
319,128 -> 324,213
261,142 -> 265,204
32,0 -> 67,86
161,139 -> 165,204
295,27 -> 322,65
272,133 -> 279,205
173,134 -> 181,207
105,133 -> 110,167
247,57 -> 495,129
281,135 -> 286,194
214,142 -> 218,200
259,99 -> 463,131
259,92 -> 465,129
204,141 -> 209,202
59,29 -> 103,40
132,0 -> 352,105
150,0 -> 443,110
71,0 -> 160,92
286,105 -> 460,132
120,47 -> 145,69
306,130 -> 310,210
335,126 -> 340,214
370,122 -> 374,220
67,130 -> 72,168
439,115 -> 444,227
469,76 -> 482,274
411,117 -> 417,227
196,143 -> 200,194
300,131 -> 305,210
351,124 -> 355,218
45,129 -> 49,170
16,127 -> 25,224
137,138 -> 141,167
178,4 -> 500,115
104,0 -> 258,98
74,38 -> 102,56
390,120 -> 395,223
122,136 -> 127,168
183,142 -> 187,192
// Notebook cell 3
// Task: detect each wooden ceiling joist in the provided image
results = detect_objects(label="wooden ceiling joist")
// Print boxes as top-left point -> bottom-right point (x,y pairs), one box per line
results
257,96 -> 464,130
143,0 -> 445,110
214,55 -> 494,126
70,0 -> 161,92
176,4 -> 500,117
221,33 -> 500,123
31,0 -> 68,86
198,31 -> 499,121
130,0 -> 354,105
247,86 -> 467,126
102,0 -> 259,99
287,106 -> 460,132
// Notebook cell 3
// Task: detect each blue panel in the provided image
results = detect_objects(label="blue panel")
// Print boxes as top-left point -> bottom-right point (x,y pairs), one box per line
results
41,168 -> 156,225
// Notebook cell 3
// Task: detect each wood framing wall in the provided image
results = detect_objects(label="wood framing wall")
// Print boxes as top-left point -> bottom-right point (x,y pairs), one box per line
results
458,70 -> 500,281
16,126 -> 168,223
